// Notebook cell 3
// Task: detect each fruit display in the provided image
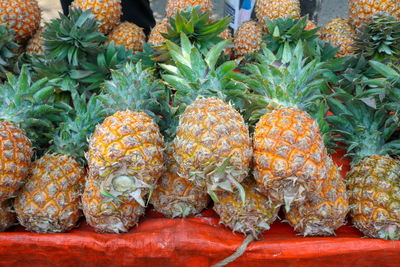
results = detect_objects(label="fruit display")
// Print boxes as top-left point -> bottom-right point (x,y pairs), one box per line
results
0,0 -> 400,265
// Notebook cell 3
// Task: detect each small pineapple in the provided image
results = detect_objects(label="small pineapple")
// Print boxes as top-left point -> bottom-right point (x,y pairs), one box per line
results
218,27 -> 233,57
165,0 -> 212,18
14,92 -> 106,233
255,0 -> 300,28
305,19 -> 318,31
0,200 -> 15,232
148,18 -> 169,46
233,20 -> 264,58
321,18 -> 355,57
26,26 -> 45,55
213,178 -> 280,236
349,0 -> 400,29
71,0 -> 122,34
83,62 -> 168,233
0,0 -> 40,42
106,22 -> 146,53
151,144 -> 210,218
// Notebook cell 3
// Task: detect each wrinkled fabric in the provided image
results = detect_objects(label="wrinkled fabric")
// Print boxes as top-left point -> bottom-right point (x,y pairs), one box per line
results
0,152 -> 399,267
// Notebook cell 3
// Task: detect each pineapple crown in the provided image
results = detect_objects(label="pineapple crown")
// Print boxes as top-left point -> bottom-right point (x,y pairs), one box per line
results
99,62 -> 173,139
161,33 -> 248,115
49,90 -> 106,166
0,24 -> 18,79
353,14 -> 400,62
42,7 -> 107,66
244,42 -> 333,139
0,65 -> 63,151
327,87 -> 400,165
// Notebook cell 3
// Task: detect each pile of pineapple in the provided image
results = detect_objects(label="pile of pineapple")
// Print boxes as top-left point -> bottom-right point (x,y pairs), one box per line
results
0,0 -> 399,250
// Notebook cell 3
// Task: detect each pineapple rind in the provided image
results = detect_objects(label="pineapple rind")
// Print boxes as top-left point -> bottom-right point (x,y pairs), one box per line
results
255,0 -> 301,28
0,200 -> 15,232
106,22 -> 146,53
321,18 -> 355,58
165,0 -> 212,18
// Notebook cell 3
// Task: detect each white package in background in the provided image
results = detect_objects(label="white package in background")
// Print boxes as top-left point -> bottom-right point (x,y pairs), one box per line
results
224,0 -> 256,33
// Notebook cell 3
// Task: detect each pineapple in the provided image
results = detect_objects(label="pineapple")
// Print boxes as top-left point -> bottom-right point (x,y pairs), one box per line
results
305,19 -> 318,31
83,62 -> 168,233
14,92 -> 106,233
321,18 -> 355,58
0,24 -> 18,79
0,200 -> 15,232
26,26 -> 45,55
218,27 -> 233,57
71,0 -> 122,34
255,0 -> 300,28
213,178 -> 280,236
0,0 -> 40,43
148,18 -> 169,46
285,156 -> 348,236
151,144 -> 210,218
233,20 -> 264,58
106,22 -> 146,53
165,0 -> 212,18
162,34 -> 251,202
0,66 -> 60,201
349,0 -> 400,29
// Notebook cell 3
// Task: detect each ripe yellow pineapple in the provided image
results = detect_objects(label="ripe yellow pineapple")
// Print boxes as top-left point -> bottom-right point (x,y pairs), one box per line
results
26,26 -> 45,55
0,0 -> 40,42
14,93 -> 105,233
165,0 -> 212,18
15,154 -> 85,233
233,20 -> 264,58
305,19 -> 318,31
83,63 -> 167,233
285,156 -> 348,236
106,22 -> 146,53
214,178 -> 280,236
349,0 -> 400,29
151,145 -> 210,218
218,27 -> 233,57
0,200 -> 15,232
321,18 -> 355,57
148,18 -> 169,46
255,0 -> 300,28
71,0 -> 122,34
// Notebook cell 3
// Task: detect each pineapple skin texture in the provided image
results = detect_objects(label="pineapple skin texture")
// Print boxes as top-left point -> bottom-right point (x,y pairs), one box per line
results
255,0 -> 300,28
0,200 -> 15,232
71,0 -> 122,34
82,171 -> 146,233
106,22 -> 146,53
0,0 -> 40,43
148,18 -> 169,47
0,121 -> 32,201
349,0 -> 400,29
321,18 -> 355,58
285,156 -> 349,236
26,26 -> 45,55
347,155 -> 400,240
151,145 -> 210,218
233,20 -> 264,58
14,154 -> 85,233
173,97 -> 252,191
213,179 -> 280,236
253,107 -> 327,205
85,110 -> 164,233
165,0 -> 212,18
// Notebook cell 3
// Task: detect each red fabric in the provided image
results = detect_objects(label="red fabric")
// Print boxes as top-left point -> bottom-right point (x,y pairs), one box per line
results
1,152 -> 399,267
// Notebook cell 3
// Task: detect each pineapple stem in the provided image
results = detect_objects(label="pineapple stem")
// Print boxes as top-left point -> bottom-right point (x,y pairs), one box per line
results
212,234 -> 255,267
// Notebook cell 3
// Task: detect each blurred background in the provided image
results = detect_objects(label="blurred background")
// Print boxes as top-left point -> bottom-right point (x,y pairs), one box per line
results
38,0 -> 348,26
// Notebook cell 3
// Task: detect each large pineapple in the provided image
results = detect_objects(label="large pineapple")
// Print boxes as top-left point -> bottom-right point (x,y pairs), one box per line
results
0,200 -> 15,232
0,66 -> 60,201
349,0 -> 400,29
321,18 -> 355,58
106,22 -> 146,53
0,0 -> 40,42
71,0 -> 122,34
165,0 -> 212,18
162,34 -> 251,202
14,92 -> 106,233
233,20 -> 264,58
151,144 -> 210,218
255,0 -> 300,28
83,62 -> 168,233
